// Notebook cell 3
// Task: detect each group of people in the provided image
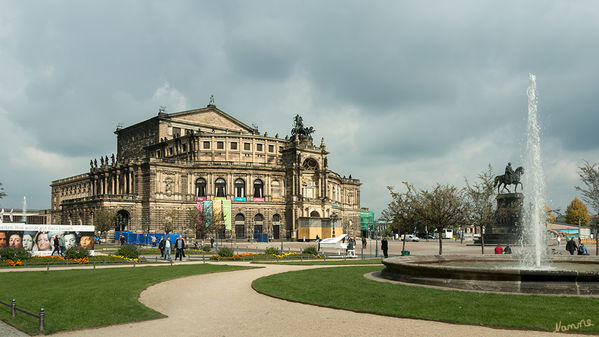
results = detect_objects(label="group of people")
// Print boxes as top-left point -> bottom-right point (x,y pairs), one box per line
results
566,237 -> 589,255
0,231 -> 93,253
494,244 -> 513,254
157,235 -> 186,261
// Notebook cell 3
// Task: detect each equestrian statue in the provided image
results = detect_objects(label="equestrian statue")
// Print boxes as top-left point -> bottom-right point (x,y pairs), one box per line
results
494,162 -> 524,194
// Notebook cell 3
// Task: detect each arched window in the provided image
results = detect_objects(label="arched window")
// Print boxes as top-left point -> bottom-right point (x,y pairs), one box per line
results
215,178 -> 226,198
253,179 -> 263,198
235,213 -> 245,223
234,178 -> 245,198
254,213 -> 264,224
195,178 -> 206,197
254,213 -> 264,235
310,210 -> 320,218
272,214 -> 281,223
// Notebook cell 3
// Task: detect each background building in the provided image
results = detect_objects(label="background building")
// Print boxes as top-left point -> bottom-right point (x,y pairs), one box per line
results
50,103 -> 361,241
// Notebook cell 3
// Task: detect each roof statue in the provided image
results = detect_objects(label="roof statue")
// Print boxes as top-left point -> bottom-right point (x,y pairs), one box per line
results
290,114 -> 315,142
208,95 -> 215,106
158,106 -> 166,114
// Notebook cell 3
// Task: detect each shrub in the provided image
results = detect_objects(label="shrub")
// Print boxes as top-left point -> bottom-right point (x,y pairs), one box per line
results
218,247 -> 234,257
202,245 -> 212,252
264,247 -> 280,255
64,247 -> 90,259
0,246 -> 32,261
303,246 -> 319,255
116,244 -> 140,259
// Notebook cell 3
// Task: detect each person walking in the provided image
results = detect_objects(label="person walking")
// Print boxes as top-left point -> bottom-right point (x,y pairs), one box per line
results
165,237 -> 172,260
175,235 -> 185,261
381,237 -> 389,258
557,236 -> 561,247
120,235 -> 125,246
51,235 -> 61,256
151,236 -> 157,247
58,233 -> 66,256
566,237 -> 577,255
362,237 -> 367,249
158,237 -> 165,259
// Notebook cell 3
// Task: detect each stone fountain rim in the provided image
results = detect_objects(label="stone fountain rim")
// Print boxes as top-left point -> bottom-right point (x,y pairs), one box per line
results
383,255 -> 599,276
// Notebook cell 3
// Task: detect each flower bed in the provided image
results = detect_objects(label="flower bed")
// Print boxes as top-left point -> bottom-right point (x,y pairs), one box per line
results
0,254 -> 146,267
210,252 -> 321,261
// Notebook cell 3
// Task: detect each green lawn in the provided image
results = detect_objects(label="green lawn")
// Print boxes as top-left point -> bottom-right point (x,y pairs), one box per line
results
252,266 -> 599,333
0,264 -> 251,334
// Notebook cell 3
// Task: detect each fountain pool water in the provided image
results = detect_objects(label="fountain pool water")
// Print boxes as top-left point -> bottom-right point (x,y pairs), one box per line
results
381,75 -> 599,295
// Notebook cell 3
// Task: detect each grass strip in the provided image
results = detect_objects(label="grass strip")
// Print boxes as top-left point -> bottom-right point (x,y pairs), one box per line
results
252,259 -> 383,265
0,264 -> 251,334
252,266 -> 599,333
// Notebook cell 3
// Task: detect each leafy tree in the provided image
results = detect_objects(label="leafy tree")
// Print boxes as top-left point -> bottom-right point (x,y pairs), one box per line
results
0,181 -> 6,199
94,209 -> 116,239
464,165 -> 496,254
413,184 -> 468,255
545,206 -> 556,223
383,183 -> 420,253
565,198 -> 590,226
575,160 -> 599,216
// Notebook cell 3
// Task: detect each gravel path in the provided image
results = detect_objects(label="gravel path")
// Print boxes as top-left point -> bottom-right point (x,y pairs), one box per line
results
50,262 -> 588,337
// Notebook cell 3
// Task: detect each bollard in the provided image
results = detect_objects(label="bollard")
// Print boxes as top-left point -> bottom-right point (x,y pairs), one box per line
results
170,259 -> 173,266
39,308 -> 45,332
202,255 -> 205,263
93,262 -> 96,270
324,255 -> 327,262
23,260 -> 26,267
11,299 -> 16,317
46,262 -> 50,271
301,256 -> 303,262
133,261 -> 136,268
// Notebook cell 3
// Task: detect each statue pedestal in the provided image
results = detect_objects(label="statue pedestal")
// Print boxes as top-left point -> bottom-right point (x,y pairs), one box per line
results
475,193 -> 523,245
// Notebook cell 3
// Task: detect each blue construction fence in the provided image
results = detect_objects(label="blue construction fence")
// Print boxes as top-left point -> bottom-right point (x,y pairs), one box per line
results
115,231 -> 184,245
254,231 -> 268,242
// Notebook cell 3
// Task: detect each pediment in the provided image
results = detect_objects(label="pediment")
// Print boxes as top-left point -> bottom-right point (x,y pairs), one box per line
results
165,107 -> 254,133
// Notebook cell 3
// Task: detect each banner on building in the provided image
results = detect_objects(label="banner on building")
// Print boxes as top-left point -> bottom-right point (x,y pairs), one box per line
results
213,200 -> 222,227
222,200 -> 232,230
0,224 -> 95,256
203,201 -> 212,228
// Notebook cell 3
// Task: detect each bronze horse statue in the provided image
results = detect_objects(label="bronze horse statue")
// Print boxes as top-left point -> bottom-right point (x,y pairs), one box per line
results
494,166 -> 524,193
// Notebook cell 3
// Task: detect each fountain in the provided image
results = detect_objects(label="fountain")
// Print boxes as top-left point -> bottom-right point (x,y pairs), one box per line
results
22,196 -> 27,224
381,75 -> 599,295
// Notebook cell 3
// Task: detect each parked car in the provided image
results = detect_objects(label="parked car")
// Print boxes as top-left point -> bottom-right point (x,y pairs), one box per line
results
417,232 -> 434,240
401,234 -> 420,242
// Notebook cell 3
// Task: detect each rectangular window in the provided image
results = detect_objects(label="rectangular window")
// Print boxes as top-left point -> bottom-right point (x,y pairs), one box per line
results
182,144 -> 187,152
257,144 -> 263,151
203,141 -> 210,149
217,141 -> 224,149
231,142 -> 238,150
268,145 -> 274,152
173,127 -> 181,137
156,150 -> 161,158
244,143 -> 251,151
169,148 -> 173,155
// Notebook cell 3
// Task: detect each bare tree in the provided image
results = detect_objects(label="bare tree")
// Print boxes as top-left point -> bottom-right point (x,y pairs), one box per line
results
464,165 -> 497,254
162,210 -> 179,235
383,183 -> 420,253
414,184 -> 468,255
93,209 -> 116,240
575,160 -> 599,255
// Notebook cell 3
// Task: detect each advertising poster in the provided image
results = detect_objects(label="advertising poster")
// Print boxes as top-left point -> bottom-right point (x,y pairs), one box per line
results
222,200 -> 232,230
203,201 -> 213,227
0,224 -> 95,256
213,200 -> 222,226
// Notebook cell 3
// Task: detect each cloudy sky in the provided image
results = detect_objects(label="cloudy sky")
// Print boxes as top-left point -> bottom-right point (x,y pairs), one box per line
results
1,1 -> 598,217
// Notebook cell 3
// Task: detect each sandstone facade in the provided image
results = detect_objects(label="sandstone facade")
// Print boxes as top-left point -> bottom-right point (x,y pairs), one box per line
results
50,105 -> 361,240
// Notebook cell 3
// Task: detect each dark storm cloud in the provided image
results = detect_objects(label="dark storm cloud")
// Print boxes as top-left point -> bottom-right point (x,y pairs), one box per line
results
2,0 -> 599,215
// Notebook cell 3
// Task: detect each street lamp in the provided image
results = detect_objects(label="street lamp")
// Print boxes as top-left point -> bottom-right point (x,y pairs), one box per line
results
330,213 -> 338,238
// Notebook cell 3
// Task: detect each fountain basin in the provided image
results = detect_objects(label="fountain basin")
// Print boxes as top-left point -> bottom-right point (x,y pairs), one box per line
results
381,255 -> 599,295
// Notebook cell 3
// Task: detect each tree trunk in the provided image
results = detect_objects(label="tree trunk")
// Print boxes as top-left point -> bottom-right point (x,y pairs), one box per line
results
438,229 -> 443,255
480,224 -> 485,254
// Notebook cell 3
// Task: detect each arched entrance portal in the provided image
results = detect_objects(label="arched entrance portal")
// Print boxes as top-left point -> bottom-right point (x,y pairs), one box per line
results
115,210 -> 130,231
